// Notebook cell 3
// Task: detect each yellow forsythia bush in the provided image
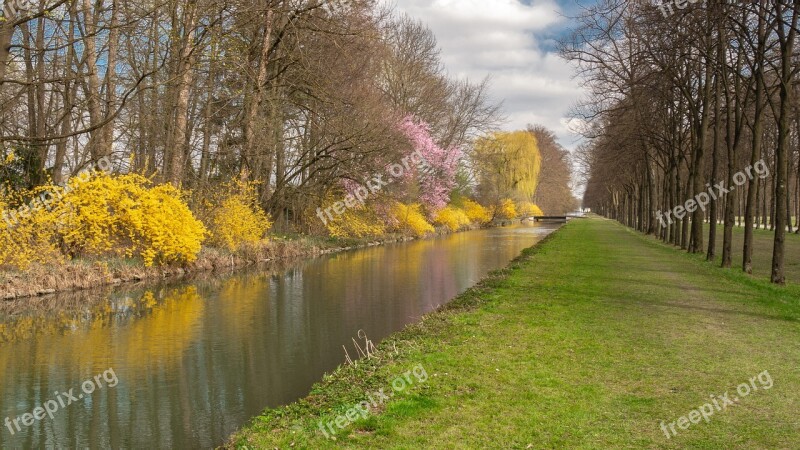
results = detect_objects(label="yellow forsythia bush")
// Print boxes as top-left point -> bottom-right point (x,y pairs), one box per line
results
462,199 -> 491,224
0,187 -> 63,269
325,205 -> 386,239
496,198 -> 518,219
434,205 -> 471,232
205,180 -> 272,251
59,173 -> 207,266
0,172 -> 206,268
518,201 -> 544,217
391,202 -> 434,237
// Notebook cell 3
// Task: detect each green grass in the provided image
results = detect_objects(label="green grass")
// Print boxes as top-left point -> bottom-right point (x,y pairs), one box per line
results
702,222 -> 800,283
229,218 -> 800,449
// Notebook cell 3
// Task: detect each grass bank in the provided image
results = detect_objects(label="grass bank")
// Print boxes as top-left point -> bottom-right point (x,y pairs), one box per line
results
229,218 -> 800,448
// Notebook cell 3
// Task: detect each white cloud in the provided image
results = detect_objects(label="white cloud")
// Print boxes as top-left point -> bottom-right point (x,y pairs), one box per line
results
392,0 -> 586,150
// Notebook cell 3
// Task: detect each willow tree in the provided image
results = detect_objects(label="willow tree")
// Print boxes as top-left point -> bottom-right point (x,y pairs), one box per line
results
474,131 -> 542,208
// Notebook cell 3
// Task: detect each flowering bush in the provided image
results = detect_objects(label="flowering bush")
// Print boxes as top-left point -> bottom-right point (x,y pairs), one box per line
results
434,205 -> 471,232
398,116 -> 461,211
59,173 -> 207,266
325,204 -> 386,238
0,172 -> 208,269
203,180 -> 272,252
391,202 -> 434,237
495,199 -> 518,220
518,201 -> 544,217
0,187 -> 62,269
462,199 -> 491,224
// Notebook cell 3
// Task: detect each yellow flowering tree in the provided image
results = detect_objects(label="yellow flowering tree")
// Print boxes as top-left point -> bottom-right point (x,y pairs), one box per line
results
474,131 -> 542,207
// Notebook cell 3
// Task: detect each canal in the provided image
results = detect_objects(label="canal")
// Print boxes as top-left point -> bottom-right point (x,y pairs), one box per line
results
0,223 -> 557,448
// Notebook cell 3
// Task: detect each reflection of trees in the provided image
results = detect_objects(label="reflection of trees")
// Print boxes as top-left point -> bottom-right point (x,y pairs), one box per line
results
0,287 -> 173,346
0,285 -> 207,448
0,287 -> 141,346
0,286 -> 206,376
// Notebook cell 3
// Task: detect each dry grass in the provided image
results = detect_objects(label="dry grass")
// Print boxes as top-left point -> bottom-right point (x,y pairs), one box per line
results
0,235 -> 399,300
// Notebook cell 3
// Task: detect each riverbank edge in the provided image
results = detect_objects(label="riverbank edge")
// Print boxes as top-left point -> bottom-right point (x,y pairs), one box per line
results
0,223 -> 495,301
224,222 -> 564,449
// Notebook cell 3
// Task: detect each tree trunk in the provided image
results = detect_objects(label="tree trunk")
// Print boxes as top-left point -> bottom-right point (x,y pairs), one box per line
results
769,2 -> 798,285
743,30 -> 765,272
242,8 -> 274,180
81,0 -> 107,160
0,12 -> 14,89
103,0 -> 120,158
167,0 -> 198,187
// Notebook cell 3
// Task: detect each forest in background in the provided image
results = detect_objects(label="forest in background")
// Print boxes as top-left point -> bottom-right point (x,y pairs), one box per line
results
0,0 -> 577,271
567,0 -> 800,284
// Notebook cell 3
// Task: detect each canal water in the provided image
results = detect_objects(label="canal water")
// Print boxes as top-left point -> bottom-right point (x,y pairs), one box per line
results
0,223 -> 557,448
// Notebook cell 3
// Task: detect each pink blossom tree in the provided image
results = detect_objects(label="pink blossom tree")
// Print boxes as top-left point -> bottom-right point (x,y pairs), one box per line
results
398,115 -> 461,211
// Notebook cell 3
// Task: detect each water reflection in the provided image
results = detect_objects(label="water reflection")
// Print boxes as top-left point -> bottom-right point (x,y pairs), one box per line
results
0,224 -> 557,448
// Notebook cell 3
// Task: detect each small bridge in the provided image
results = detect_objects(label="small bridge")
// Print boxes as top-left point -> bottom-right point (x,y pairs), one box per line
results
529,214 -> 587,223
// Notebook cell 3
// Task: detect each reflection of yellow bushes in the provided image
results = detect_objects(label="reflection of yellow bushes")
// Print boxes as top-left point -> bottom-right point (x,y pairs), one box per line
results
0,287 -> 205,387
434,205 -> 471,232
462,199 -> 491,224
325,205 -> 386,238
217,276 -> 270,338
391,203 -> 434,237
0,286 -> 202,371
203,180 -> 272,251
0,315 -> 37,343
123,287 -> 205,367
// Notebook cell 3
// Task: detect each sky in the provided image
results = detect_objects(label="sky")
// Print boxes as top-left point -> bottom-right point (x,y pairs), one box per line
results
391,0 -> 593,151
